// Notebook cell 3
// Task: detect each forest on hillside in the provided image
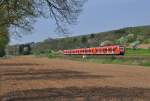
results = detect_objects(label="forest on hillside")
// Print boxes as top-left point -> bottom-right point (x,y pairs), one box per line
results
28,26 -> 150,55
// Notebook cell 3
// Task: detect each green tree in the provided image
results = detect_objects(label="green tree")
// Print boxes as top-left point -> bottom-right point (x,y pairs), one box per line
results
81,36 -> 87,43
115,29 -> 126,34
90,34 -> 95,38
0,0 -> 85,56
130,41 -> 140,50
0,0 -> 85,34
73,38 -> 78,42
0,9 -> 9,57
0,27 -> 9,57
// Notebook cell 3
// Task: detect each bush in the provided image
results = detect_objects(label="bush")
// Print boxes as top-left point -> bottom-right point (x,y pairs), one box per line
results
90,34 -> 95,38
130,41 -> 140,49
127,34 -> 135,42
0,48 -> 5,57
143,38 -> 150,44
114,29 -> 126,34
136,35 -> 145,41
48,50 -> 64,58
81,36 -> 87,43
48,53 -> 56,58
116,36 -> 128,45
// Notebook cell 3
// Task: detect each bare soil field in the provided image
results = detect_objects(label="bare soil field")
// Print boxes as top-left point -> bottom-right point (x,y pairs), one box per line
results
0,56 -> 150,101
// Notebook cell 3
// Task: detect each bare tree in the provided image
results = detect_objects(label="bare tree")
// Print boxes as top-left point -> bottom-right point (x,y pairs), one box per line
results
0,0 -> 86,35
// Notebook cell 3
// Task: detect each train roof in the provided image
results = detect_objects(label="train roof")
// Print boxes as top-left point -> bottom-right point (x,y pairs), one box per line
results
64,45 -> 125,51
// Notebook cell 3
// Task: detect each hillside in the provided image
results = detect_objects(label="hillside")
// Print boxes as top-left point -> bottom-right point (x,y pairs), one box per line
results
30,25 -> 150,54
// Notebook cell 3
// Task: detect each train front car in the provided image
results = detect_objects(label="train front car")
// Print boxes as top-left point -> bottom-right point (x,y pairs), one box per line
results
113,45 -> 125,55
119,46 -> 125,55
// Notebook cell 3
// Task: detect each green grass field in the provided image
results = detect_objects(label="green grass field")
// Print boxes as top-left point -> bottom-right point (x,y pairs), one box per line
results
125,48 -> 150,56
85,58 -> 150,67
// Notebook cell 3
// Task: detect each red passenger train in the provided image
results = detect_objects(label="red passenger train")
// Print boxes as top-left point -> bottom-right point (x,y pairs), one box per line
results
64,45 -> 125,55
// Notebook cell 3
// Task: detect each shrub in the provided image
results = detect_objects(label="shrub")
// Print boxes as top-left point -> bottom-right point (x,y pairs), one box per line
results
130,41 -> 140,49
0,48 -> 5,57
114,29 -> 126,34
116,36 -> 128,45
143,38 -> 150,44
90,34 -> 95,38
48,50 -> 57,58
136,35 -> 145,41
81,36 -> 87,43
127,34 -> 135,43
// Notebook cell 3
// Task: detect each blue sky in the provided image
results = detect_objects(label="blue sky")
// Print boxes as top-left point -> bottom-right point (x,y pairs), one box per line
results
10,0 -> 150,45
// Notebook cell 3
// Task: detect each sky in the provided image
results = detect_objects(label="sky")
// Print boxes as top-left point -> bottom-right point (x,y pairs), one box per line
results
10,0 -> 150,45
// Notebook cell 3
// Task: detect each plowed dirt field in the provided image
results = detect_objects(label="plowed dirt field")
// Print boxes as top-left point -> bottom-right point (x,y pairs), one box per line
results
0,56 -> 150,101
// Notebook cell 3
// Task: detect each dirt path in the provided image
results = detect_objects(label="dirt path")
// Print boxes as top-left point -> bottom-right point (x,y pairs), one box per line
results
0,56 -> 150,101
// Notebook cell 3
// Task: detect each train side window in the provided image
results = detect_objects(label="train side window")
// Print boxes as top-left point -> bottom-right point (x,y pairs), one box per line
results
113,48 -> 116,51
89,49 -> 91,52
105,48 -> 107,53
83,49 -> 85,53
108,48 -> 112,52
99,48 -> 101,52
85,49 -> 88,52
103,48 -> 106,53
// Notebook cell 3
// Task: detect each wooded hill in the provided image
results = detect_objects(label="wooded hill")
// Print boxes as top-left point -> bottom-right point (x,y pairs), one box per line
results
31,25 -> 150,54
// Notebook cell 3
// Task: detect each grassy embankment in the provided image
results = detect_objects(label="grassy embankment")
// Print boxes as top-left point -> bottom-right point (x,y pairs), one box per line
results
81,48 -> 150,67
45,48 -> 150,67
